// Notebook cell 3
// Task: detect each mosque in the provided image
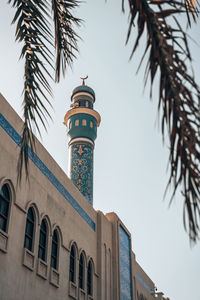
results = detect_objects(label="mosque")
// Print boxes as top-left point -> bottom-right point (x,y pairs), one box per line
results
0,79 -> 169,300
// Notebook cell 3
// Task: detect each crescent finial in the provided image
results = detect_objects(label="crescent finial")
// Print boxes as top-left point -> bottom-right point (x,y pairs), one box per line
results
80,75 -> 88,86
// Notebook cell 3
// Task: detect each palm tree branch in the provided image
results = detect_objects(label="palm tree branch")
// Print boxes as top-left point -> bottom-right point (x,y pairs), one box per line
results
52,0 -> 81,82
8,0 -> 54,183
125,0 -> 200,242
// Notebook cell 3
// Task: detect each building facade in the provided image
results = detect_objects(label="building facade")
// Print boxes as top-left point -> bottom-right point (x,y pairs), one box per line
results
0,85 -> 169,300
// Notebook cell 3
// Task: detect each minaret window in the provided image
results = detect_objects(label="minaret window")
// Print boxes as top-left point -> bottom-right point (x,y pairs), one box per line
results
51,230 -> 59,270
90,121 -> 93,128
69,121 -> 72,129
38,219 -> 47,261
87,260 -> 93,295
69,245 -> 76,283
79,253 -> 85,289
86,101 -> 89,108
0,184 -> 10,232
24,207 -> 35,252
75,119 -> 79,126
82,119 -> 86,126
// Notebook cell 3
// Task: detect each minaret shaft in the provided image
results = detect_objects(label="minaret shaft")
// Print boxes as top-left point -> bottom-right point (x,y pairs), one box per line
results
69,141 -> 94,205
64,82 -> 101,206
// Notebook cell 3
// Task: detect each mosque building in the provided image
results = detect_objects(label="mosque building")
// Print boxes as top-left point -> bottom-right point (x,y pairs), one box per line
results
0,79 -> 169,300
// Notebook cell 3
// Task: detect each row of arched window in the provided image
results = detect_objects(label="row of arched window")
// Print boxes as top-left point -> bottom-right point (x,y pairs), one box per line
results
24,206 -> 60,270
69,244 -> 93,295
0,182 -> 93,295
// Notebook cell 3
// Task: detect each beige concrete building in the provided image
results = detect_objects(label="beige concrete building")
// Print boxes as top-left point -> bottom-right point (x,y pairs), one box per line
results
0,87 -> 169,300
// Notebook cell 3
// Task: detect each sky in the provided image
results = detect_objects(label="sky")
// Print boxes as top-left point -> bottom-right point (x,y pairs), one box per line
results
0,1 -> 200,300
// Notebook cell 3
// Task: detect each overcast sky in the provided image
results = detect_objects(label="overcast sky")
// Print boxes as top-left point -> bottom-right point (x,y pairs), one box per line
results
0,1 -> 200,300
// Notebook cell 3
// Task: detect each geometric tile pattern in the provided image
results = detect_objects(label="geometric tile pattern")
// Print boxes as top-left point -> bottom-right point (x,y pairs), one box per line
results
119,225 -> 133,300
70,143 -> 93,205
0,113 -> 95,231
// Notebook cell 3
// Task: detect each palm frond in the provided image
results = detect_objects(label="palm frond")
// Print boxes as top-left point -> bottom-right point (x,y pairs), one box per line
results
8,0 -> 80,182
8,0 -> 53,183
185,0 -> 199,25
124,0 -> 200,242
52,0 -> 81,82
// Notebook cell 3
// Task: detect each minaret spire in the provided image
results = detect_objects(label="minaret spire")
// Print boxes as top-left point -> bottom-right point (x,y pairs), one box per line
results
64,79 -> 101,205
80,75 -> 88,86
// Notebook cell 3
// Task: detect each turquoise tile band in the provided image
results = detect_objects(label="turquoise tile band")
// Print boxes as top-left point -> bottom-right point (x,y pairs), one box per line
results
0,113 -> 95,231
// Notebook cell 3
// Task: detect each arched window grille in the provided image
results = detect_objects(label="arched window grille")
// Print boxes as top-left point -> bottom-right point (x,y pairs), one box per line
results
87,260 -> 93,295
0,184 -> 10,232
79,253 -> 85,289
24,207 -> 35,251
69,245 -> 76,283
38,219 -> 47,261
82,119 -> 86,126
51,230 -> 59,270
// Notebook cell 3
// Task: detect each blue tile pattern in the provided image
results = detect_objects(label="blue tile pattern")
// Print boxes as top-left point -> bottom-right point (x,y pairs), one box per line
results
136,272 -> 154,295
70,143 -> 93,205
119,225 -> 133,300
0,113 -> 95,231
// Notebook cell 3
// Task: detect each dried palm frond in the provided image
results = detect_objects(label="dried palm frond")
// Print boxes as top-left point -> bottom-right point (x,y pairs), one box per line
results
123,0 -> 200,242
8,0 -> 80,182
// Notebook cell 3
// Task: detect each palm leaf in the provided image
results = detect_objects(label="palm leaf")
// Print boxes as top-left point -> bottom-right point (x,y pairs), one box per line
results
124,0 -> 200,242
8,0 -> 80,182
52,0 -> 81,82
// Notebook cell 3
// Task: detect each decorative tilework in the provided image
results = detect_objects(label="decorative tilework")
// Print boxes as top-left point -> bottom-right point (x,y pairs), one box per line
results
70,143 -> 93,205
119,225 -> 133,300
0,113 -> 95,231
136,272 -> 154,295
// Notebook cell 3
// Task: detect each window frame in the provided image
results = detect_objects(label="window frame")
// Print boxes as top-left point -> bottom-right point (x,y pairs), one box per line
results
69,244 -> 76,283
75,119 -> 79,126
87,260 -> 93,296
82,119 -> 87,126
24,207 -> 35,252
0,183 -> 11,233
78,252 -> 85,290
38,219 -> 48,262
51,230 -> 59,270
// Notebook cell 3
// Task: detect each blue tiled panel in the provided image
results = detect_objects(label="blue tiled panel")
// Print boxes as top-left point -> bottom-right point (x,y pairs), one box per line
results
119,225 -> 133,300
0,113 -> 95,231
70,143 -> 93,205
136,272 -> 154,295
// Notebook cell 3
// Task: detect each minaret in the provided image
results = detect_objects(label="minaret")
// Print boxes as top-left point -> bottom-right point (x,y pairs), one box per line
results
64,77 -> 101,206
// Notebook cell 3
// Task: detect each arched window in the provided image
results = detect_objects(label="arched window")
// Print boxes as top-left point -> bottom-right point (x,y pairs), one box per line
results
69,245 -> 76,283
87,260 -> 93,295
0,184 -> 10,232
24,207 -> 35,251
51,230 -> 59,270
82,119 -> 86,126
69,121 -> 72,129
79,253 -> 85,289
90,121 -> 93,128
75,119 -> 79,126
38,219 -> 47,261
